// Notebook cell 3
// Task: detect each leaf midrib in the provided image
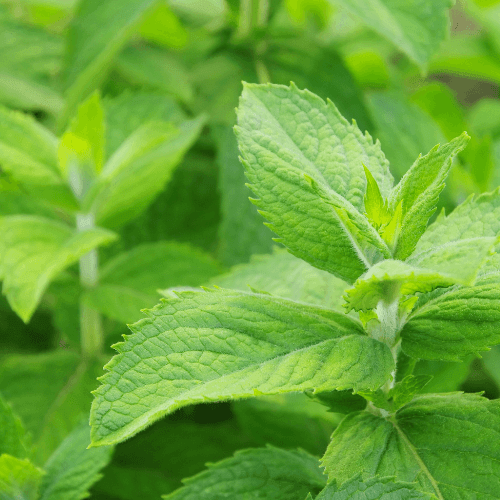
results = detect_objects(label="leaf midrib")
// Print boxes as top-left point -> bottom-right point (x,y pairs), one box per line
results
390,418 -> 444,500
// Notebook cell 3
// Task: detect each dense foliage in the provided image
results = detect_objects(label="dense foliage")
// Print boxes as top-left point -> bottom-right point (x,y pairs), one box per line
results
1,0 -> 500,499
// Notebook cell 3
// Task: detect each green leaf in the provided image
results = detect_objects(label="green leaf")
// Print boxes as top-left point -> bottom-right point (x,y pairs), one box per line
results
0,352 -> 107,465
329,0 -> 453,71
389,375 -> 433,411
138,2 -> 187,48
83,241 -> 223,323
389,133 -> 470,260
0,454 -> 44,500
0,104 -> 60,186
85,116 -> 205,228
315,476 -> 435,499
235,82 -> 393,283
90,289 -> 394,447
60,0 -> 160,129
233,393 -> 339,456
162,446 -> 326,500
483,345 -> 500,389
210,249 -> 348,311
367,92 -> 446,179
321,393 -> 500,499
343,260 -> 459,312
410,82 -> 467,141
115,45 -> 193,104
58,92 -> 105,179
103,92 -> 187,159
400,284 -> 500,361
0,215 -> 116,322
308,390 -> 367,415
213,125 -> 274,266
0,19 -> 63,115
407,190 -> 500,284
363,165 -> 391,228
38,419 -> 113,500
108,418 -> 255,489
0,393 -> 29,459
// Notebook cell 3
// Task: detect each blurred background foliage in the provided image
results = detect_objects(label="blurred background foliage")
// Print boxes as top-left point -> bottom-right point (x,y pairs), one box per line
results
0,0 -> 500,498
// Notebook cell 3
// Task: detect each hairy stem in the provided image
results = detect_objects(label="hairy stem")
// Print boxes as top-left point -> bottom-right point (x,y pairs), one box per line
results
77,213 -> 103,358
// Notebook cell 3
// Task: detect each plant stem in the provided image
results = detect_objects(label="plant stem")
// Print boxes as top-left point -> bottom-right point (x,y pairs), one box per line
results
77,213 -> 103,358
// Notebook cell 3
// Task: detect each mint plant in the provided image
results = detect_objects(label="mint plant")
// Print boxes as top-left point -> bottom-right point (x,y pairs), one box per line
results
87,83 -> 500,499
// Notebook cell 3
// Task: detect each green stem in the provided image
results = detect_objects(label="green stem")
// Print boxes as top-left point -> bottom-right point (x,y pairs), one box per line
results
77,213 -> 103,358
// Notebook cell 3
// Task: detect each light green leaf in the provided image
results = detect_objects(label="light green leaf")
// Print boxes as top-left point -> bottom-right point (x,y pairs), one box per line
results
329,0 -> 453,71
0,393 -> 29,459
60,0 -> 160,129
58,92 -> 105,178
389,133 -> 470,260
138,2 -> 187,48
389,375 -> 432,411
83,241 -> 223,323
367,92 -> 446,179
38,420 -> 113,500
407,190 -> 500,284
103,92 -> 187,159
235,83 -> 393,283
115,45 -> 193,104
232,393 -> 339,456
90,289 -> 394,447
321,393 -> 500,499
0,352 -> 107,465
0,215 -> 116,322
363,165 -> 391,228
210,248 -> 348,311
162,446 -> 326,500
428,35 -> 500,85
0,19 -> 63,115
85,116 -> 205,228
0,454 -> 44,500
0,104 -> 60,186
316,476 -> 435,499
343,260 -> 459,312
400,284 -> 500,361
213,125 -> 274,266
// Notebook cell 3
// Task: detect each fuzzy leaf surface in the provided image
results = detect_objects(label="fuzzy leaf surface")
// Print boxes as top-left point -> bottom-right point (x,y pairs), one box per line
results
163,446 -> 326,500
316,476 -> 435,499
407,191 -> 500,284
0,393 -> 29,459
343,260 -> 458,312
209,249 -> 348,311
85,116 -> 204,228
329,0 -> 453,71
389,133 -> 470,260
0,455 -> 44,500
322,393 -> 500,499
90,289 -> 393,447
400,284 -> 500,360
84,241 -> 223,323
0,215 -> 116,322
235,83 -> 392,283
38,420 -> 113,500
